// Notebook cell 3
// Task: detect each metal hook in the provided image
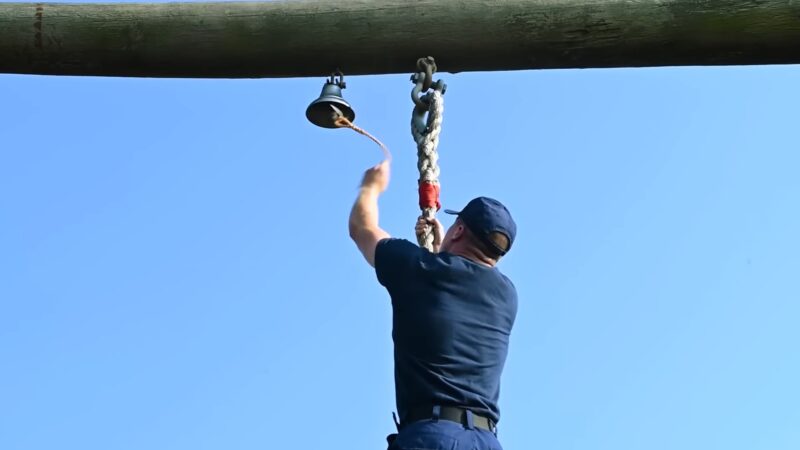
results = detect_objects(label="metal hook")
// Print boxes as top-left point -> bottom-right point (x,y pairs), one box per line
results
411,71 -> 428,109
411,78 -> 447,135
417,56 -> 437,91
329,69 -> 346,88
410,57 -> 446,133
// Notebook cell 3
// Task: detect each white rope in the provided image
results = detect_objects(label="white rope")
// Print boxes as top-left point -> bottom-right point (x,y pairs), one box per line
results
412,90 -> 444,251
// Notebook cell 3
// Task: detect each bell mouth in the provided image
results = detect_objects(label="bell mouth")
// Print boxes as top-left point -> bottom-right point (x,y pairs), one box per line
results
306,100 -> 355,129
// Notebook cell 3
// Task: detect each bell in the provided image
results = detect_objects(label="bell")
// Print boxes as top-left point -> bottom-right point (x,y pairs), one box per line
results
306,73 -> 355,129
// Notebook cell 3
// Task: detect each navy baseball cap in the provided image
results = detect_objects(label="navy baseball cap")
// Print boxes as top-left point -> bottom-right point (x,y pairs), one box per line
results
444,197 -> 516,255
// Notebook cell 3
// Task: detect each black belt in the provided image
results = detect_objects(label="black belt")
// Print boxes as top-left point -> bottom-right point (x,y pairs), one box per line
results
403,405 -> 496,433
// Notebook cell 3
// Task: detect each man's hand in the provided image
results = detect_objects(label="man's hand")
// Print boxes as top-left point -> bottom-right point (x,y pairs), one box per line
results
416,216 -> 445,253
360,160 -> 390,193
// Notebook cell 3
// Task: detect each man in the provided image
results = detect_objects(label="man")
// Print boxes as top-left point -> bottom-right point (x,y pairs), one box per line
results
349,160 -> 518,450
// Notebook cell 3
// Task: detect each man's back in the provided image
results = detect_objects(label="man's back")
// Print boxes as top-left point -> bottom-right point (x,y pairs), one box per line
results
375,238 -> 518,425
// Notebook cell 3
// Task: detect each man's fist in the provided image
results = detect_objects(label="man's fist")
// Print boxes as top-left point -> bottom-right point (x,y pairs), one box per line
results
416,216 -> 445,253
360,160 -> 390,194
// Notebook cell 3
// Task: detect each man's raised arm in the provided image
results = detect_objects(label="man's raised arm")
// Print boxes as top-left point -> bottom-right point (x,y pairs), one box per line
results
349,160 -> 391,267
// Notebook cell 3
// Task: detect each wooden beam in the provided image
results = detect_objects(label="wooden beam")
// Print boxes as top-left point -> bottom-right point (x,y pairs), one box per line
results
2,1 -> 800,78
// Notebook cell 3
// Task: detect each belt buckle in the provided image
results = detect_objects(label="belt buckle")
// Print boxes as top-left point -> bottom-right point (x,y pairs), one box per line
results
488,419 -> 498,436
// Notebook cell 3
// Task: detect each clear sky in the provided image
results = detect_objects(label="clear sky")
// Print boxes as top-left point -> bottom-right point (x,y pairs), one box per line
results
2,15 -> 800,450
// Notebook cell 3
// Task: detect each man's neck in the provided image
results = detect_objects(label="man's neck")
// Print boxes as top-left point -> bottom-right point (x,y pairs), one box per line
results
449,248 -> 495,268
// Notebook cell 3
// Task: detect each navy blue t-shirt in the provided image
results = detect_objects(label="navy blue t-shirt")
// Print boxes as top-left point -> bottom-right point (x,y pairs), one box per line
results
375,238 -> 518,424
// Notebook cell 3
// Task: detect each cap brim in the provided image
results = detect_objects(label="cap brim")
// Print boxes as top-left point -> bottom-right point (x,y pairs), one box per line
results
443,209 -> 460,215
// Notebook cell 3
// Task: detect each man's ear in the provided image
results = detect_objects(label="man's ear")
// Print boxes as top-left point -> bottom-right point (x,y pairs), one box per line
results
451,223 -> 466,241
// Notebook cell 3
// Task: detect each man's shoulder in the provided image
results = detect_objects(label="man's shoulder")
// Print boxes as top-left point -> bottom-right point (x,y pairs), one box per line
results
496,270 -> 517,292
495,270 -> 518,301
493,270 -> 518,318
376,238 -> 422,261
468,267 -> 518,311
375,238 -> 425,288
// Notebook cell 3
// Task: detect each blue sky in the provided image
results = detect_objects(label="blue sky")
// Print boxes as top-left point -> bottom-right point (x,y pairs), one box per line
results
2,34 -> 799,450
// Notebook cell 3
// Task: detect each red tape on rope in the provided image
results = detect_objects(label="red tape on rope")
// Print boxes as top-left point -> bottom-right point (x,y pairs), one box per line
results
418,181 -> 441,211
